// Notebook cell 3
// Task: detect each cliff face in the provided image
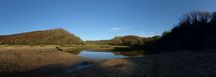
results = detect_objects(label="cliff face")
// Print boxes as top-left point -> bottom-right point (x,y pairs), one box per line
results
0,28 -> 84,45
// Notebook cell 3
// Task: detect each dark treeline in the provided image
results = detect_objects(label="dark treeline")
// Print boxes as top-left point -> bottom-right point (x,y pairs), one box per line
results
146,11 -> 216,51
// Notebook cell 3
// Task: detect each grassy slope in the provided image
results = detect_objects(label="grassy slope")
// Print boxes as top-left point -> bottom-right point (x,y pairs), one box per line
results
0,28 -> 84,45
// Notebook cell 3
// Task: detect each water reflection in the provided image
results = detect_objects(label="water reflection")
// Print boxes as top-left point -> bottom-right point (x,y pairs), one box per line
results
67,50 -> 145,60
112,50 -> 145,57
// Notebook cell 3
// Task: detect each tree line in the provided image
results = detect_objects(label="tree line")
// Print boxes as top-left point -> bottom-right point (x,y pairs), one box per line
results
145,11 -> 216,51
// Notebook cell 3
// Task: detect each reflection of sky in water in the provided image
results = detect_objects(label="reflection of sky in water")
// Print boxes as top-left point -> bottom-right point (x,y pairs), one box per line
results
79,51 -> 128,60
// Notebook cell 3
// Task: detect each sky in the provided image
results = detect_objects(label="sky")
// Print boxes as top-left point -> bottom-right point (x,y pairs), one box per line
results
0,0 -> 216,40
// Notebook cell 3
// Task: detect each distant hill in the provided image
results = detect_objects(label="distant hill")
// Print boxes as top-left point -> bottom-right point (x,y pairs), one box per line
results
0,28 -> 84,45
86,35 -> 149,46
110,35 -> 147,46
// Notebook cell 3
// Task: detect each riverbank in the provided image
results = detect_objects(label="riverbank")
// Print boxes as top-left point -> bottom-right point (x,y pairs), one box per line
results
61,45 -> 142,52
0,46 -> 88,77
71,50 -> 216,77
1,46 -> 216,77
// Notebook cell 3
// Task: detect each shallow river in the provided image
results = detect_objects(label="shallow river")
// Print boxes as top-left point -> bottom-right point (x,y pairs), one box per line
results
69,50 -> 145,60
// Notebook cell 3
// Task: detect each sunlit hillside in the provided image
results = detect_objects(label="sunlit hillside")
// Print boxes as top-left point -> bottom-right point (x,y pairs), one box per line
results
0,28 -> 84,45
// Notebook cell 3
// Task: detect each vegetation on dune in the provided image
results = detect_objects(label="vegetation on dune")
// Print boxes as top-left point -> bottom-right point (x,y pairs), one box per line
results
146,11 -> 216,51
0,28 -> 84,45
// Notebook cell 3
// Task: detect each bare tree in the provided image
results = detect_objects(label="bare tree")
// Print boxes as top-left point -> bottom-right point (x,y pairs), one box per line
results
211,12 -> 216,23
180,11 -> 211,24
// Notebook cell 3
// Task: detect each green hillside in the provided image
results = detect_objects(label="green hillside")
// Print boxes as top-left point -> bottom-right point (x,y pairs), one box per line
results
0,28 -> 84,45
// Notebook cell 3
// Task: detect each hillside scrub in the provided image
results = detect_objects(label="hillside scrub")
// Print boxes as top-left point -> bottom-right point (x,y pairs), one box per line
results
86,35 -> 153,46
0,28 -> 84,45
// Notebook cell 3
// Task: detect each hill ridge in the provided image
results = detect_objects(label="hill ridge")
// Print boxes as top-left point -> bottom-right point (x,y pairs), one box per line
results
0,28 -> 84,45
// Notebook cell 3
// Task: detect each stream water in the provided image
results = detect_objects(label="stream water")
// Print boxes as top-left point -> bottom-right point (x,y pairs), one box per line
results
69,50 -> 145,60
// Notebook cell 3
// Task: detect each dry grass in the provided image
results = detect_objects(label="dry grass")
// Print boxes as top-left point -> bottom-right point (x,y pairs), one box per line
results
0,46 -> 86,77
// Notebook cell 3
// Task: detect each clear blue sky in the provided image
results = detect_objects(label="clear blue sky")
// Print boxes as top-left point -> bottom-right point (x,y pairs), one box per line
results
0,0 -> 216,40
